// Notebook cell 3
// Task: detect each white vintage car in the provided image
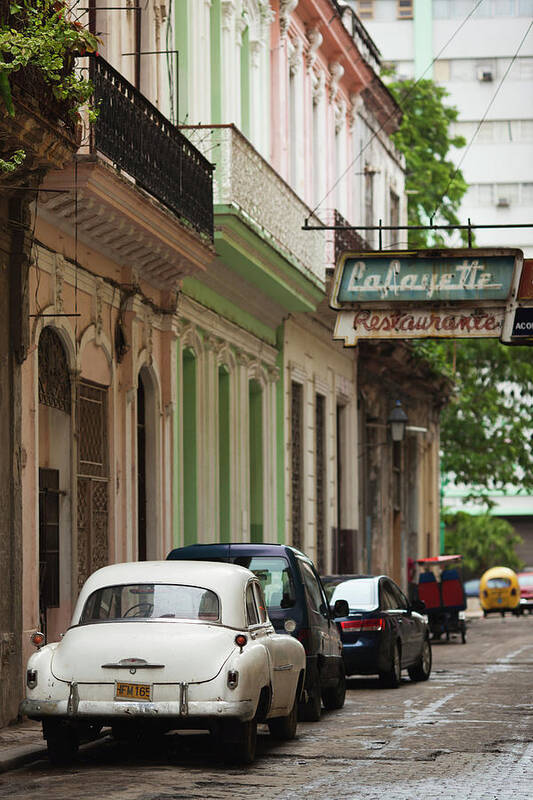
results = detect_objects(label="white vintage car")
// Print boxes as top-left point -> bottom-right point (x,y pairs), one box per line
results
21,561 -> 306,764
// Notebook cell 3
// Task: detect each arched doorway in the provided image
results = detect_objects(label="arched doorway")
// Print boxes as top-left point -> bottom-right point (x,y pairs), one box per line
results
37,327 -> 71,639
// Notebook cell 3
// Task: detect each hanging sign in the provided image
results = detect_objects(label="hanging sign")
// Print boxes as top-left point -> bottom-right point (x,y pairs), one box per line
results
330,249 -> 522,309
511,307 -> 533,338
334,307 -> 505,346
518,260 -> 533,300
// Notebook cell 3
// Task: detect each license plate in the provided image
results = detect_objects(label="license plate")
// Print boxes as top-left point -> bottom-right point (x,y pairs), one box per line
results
115,681 -> 152,701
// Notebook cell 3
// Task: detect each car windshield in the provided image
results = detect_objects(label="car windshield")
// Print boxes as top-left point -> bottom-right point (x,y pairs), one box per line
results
328,579 -> 378,611
79,584 -> 220,623
518,574 -> 533,588
486,578 -> 511,589
233,557 -> 296,610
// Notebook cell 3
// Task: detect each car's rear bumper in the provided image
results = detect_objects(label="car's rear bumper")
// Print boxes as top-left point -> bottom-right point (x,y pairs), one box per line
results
20,697 -> 255,723
341,640 -> 383,676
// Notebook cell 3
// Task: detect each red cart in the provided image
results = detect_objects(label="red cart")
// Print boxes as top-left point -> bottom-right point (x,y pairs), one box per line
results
415,555 -> 467,644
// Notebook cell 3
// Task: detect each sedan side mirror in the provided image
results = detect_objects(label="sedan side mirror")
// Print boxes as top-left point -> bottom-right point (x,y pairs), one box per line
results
332,599 -> 349,618
410,599 -> 426,614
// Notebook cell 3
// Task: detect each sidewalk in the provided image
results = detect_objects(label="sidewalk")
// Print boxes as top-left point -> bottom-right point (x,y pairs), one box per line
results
0,718 -> 46,774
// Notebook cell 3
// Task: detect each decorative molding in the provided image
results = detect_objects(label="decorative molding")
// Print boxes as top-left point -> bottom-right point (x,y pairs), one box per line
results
221,0 -> 236,31
279,0 -> 298,38
334,99 -> 346,135
95,278 -> 104,342
289,359 -> 307,384
306,26 -> 322,73
250,39 -> 262,69
259,0 -> 275,31
204,334 -> 221,353
288,37 -> 303,77
54,253 -> 65,313
329,61 -> 344,105
267,365 -> 280,383
312,70 -> 326,107
348,92 -> 362,130
235,13 -> 247,46
235,348 -> 251,368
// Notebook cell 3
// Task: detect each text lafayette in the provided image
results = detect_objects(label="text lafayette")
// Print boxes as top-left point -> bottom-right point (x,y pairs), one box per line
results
345,259 -> 503,300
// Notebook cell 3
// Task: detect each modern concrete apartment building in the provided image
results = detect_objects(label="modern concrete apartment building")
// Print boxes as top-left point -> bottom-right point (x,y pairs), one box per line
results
349,0 -> 533,255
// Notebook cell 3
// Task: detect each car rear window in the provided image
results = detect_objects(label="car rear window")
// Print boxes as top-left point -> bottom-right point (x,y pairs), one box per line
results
79,584 -> 220,623
233,556 -> 296,611
486,578 -> 511,589
328,579 -> 378,611
518,574 -> 533,588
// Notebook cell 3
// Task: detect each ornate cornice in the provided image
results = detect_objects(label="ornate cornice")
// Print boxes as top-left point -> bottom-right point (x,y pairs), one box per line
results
329,61 -> 344,105
312,70 -> 326,107
221,0 -> 236,31
280,0 -> 298,38
306,26 -> 322,73
289,37 -> 303,77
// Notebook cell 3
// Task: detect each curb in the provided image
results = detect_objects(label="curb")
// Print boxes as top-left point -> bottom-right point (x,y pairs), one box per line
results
0,743 -> 47,774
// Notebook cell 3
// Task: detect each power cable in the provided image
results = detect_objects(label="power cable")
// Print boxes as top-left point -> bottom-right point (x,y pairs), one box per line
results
308,0 -> 487,221
431,18 -> 533,224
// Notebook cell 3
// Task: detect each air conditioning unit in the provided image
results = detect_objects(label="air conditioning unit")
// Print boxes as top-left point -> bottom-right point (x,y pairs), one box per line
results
477,67 -> 493,82
496,197 -> 510,208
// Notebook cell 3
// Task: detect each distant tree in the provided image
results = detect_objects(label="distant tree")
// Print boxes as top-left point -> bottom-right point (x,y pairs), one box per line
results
388,78 -> 469,248
444,511 -> 523,579
414,339 -> 533,493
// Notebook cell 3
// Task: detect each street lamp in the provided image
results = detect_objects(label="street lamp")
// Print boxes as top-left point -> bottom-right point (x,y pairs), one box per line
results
388,400 -> 408,442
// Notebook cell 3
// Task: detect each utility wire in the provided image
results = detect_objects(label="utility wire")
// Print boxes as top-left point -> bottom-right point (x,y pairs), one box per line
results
432,18 -> 533,223
308,0 -> 487,221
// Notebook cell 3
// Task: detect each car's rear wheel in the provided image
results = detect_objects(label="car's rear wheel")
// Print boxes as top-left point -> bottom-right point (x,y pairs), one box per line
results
298,665 -> 322,721
268,693 -> 298,740
221,719 -> 257,764
44,723 -> 79,766
322,662 -> 346,710
380,643 -> 401,688
408,637 -> 432,682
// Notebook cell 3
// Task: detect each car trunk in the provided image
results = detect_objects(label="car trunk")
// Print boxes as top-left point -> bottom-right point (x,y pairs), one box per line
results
51,622 -> 235,684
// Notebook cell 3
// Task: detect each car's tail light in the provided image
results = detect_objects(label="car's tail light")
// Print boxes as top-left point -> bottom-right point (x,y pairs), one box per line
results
26,669 -> 37,689
30,631 -> 45,649
235,634 -> 247,650
340,617 -> 384,632
297,628 -> 311,653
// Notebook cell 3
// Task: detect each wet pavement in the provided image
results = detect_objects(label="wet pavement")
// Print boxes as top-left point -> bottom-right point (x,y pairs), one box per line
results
0,614 -> 531,799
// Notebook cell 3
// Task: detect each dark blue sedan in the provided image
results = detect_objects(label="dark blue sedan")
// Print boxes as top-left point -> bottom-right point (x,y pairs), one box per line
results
322,575 -> 432,688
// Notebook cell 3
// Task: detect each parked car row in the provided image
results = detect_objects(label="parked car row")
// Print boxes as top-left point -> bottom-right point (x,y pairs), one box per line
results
21,543 -> 433,766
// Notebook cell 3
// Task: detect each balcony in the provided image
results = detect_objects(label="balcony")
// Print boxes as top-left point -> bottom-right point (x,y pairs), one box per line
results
90,57 -> 213,241
39,56 -> 214,290
181,125 -> 326,301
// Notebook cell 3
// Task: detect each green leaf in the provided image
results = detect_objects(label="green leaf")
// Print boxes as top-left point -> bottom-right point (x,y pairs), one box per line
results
0,70 -> 14,116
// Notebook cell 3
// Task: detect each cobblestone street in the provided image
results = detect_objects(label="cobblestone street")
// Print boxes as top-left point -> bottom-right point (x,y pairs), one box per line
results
1,614 -> 531,799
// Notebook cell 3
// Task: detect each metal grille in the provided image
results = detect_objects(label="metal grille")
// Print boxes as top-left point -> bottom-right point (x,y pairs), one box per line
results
315,394 -> 326,572
291,382 -> 303,550
90,56 -> 214,240
78,381 -> 108,477
77,380 -> 108,589
38,327 -> 71,413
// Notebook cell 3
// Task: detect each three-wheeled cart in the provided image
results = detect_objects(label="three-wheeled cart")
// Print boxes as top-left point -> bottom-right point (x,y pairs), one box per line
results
415,555 -> 467,643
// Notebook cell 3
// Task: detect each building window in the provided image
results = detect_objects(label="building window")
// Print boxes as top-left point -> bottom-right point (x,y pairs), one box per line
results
397,0 -> 413,18
356,0 -> 374,19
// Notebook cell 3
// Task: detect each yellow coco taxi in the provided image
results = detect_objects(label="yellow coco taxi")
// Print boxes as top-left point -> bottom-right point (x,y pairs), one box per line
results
479,567 -> 520,617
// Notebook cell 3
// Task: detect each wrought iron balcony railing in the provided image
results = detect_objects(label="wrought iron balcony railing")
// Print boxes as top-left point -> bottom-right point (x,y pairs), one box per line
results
90,56 -> 214,241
